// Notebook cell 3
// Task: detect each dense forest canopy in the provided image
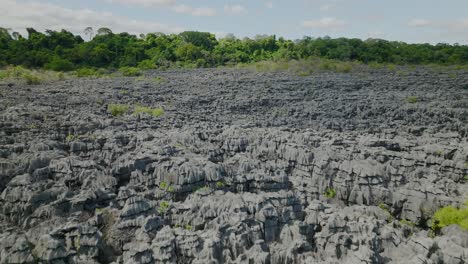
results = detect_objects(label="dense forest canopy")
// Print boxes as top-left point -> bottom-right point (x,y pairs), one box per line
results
1,27 -> 468,71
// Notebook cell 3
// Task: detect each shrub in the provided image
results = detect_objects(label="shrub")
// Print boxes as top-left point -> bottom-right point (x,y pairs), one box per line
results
406,96 -> 418,104
108,104 -> 129,116
378,203 -> 388,210
154,76 -> 166,83
120,67 -> 141,77
134,105 -> 164,117
23,73 -> 42,85
76,68 -> 100,77
216,181 -> 225,188
431,205 -> 468,231
400,219 -> 416,227
158,201 -> 170,214
45,57 -> 74,71
138,59 -> 156,70
184,225 -> 192,231
66,133 -> 76,142
324,187 -> 337,199
160,182 -> 168,189
335,63 -> 353,73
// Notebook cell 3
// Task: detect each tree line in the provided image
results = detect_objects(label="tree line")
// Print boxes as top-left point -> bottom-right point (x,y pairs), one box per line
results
1,27 -> 468,71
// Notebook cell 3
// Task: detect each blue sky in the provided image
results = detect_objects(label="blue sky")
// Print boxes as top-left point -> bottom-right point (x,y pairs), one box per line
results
1,0 -> 468,44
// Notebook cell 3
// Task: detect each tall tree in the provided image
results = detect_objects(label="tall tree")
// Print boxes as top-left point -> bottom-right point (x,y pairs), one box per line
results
97,28 -> 113,36
11,32 -> 21,40
84,27 -> 94,41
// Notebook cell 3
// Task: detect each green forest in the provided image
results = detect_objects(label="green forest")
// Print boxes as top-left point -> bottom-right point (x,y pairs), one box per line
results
1,27 -> 468,72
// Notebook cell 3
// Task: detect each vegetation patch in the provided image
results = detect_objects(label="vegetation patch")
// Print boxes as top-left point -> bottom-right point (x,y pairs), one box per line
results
22,73 -> 42,85
216,181 -> 225,188
76,68 -> 103,77
119,67 -> 141,77
133,105 -> 165,117
431,202 -> 468,232
158,201 -> 170,214
406,96 -> 419,104
108,104 -> 129,117
324,187 -> 337,199
0,66 -> 65,84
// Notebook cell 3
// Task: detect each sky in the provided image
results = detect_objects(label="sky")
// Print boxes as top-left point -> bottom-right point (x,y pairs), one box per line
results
1,0 -> 468,44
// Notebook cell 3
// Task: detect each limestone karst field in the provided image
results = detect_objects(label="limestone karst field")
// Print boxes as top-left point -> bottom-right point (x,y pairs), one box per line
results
0,67 -> 467,263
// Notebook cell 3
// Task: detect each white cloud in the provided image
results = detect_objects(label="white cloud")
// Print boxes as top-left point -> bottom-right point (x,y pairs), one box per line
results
319,4 -> 336,12
408,19 -> 431,27
173,5 -> 216,16
224,5 -> 248,15
367,31 -> 386,39
0,0 -> 184,37
106,0 -> 176,7
106,0 -> 216,16
302,17 -> 346,30
265,2 -> 274,9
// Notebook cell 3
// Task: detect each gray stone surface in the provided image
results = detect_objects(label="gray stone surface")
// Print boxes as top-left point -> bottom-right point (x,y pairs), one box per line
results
0,68 -> 467,263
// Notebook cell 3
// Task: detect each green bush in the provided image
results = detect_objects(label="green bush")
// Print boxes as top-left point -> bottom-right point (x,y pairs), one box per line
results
216,181 -> 225,188
134,105 -> 164,117
335,63 -> 353,73
154,76 -> 166,83
158,201 -> 170,214
324,187 -> 337,199
23,73 -> 42,85
45,57 -> 74,71
76,68 -> 101,77
108,104 -> 129,116
432,205 -> 468,231
120,67 -> 141,77
138,59 -> 156,70
406,96 -> 418,104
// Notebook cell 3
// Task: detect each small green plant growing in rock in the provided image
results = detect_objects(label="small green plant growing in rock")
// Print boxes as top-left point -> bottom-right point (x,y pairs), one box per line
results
160,182 -> 168,189
74,236 -> 81,250
26,123 -> 38,129
184,225 -> 192,231
158,201 -> 170,214
378,203 -> 388,210
464,175 -> 468,181
167,186 -> 175,192
66,133 -> 76,142
216,181 -> 225,188
378,202 -> 394,221
297,71 -> 310,77
324,187 -> 337,199
196,186 -> 209,193
108,104 -> 129,116
134,105 -> 164,117
400,219 -> 416,227
406,96 -> 419,104
120,90 -> 129,95
154,76 -> 166,83
431,203 -> 468,232
434,150 -> 444,157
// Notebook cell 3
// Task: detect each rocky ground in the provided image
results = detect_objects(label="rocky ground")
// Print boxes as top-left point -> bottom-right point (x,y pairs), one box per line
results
0,68 -> 467,263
